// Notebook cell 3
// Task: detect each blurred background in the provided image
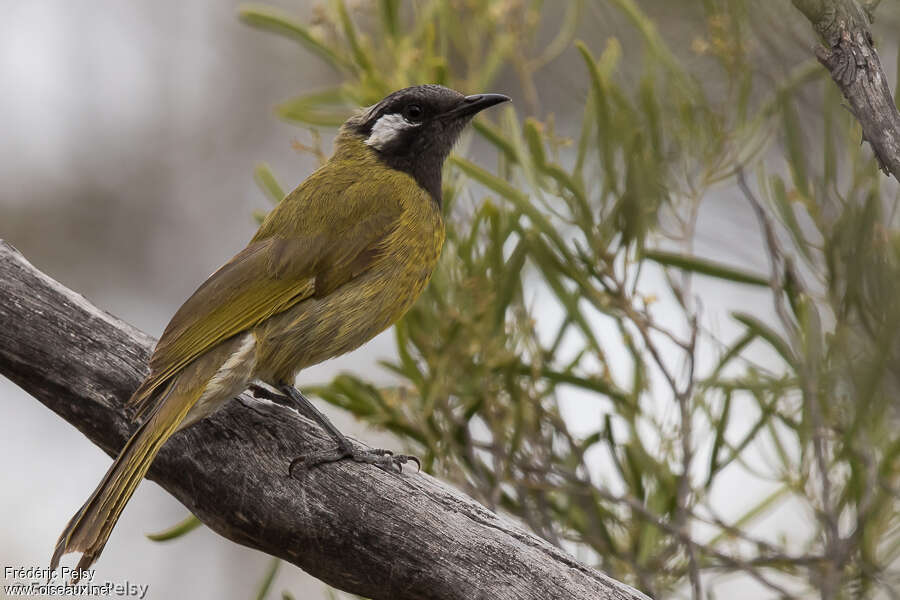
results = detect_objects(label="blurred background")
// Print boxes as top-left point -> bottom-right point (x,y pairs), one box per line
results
2,1 -> 900,599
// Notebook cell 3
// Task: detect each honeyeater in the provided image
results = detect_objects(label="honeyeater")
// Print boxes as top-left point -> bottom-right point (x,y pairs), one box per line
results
51,84 -> 509,574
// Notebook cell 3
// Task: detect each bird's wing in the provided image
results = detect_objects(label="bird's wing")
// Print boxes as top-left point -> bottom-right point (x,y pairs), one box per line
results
128,175 -> 408,420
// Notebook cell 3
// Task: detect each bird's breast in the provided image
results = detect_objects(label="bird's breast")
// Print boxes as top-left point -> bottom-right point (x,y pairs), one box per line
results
381,198 -> 445,312
253,196 -> 444,383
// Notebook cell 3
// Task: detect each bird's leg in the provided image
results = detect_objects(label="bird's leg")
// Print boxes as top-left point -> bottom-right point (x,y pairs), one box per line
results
249,383 -> 313,416
276,382 -> 419,476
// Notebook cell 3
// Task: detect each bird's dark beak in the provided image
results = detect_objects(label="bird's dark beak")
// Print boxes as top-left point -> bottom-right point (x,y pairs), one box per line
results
442,93 -> 511,120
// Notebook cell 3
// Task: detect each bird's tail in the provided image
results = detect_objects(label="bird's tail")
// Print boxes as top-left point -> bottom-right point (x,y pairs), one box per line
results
50,383 -> 194,576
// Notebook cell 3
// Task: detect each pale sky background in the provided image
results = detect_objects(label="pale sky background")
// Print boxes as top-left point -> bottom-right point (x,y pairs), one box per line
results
1,1 -> 898,599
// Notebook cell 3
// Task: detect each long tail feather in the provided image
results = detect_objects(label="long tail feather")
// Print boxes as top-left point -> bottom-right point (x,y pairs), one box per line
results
50,386 -> 194,574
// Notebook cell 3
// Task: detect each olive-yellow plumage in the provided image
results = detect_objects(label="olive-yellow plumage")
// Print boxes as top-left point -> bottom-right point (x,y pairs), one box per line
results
51,84 -> 508,575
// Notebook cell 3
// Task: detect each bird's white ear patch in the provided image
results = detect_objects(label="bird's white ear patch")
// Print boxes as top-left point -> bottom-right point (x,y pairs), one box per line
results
365,113 -> 419,150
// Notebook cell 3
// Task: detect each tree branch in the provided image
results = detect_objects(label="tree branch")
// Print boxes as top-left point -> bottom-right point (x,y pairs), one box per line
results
0,240 -> 648,600
792,0 -> 900,180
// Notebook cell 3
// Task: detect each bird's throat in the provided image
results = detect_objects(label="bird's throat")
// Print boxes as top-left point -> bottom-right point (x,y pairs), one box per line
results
335,129 -> 444,206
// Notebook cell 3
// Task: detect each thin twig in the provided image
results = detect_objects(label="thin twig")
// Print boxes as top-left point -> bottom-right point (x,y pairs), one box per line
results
737,168 -> 839,599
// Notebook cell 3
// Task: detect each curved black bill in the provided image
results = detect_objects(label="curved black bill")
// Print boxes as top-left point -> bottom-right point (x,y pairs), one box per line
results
443,93 -> 511,119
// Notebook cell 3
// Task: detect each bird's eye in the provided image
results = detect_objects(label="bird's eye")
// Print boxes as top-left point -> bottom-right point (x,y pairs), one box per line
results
403,104 -> 424,121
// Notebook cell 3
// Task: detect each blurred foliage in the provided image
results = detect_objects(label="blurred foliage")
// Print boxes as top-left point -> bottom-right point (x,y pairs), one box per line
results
155,1 -> 900,598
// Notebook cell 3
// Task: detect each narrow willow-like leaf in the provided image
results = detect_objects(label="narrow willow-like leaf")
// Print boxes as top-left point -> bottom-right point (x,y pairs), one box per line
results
705,392 -> 732,488
379,0 -> 400,38
253,163 -> 285,205
333,0 -> 374,75
254,557 -> 281,600
643,249 -> 769,287
238,5 -> 352,72
450,156 -> 570,259
715,392 -> 780,475
393,318 -> 427,392
501,109 -> 544,205
769,174 -> 815,263
532,0 -> 583,70
450,155 -> 526,203
781,96 -> 809,197
706,485 -> 790,547
525,236 -> 607,357
523,118 -> 547,168
492,240 -> 528,327
753,60 -> 822,121
544,162 -> 589,222
703,330 -> 756,385
276,88 -> 350,127
576,40 -> 617,187
575,87 -> 595,177
608,0 -> 695,96
472,120 -> 516,163
622,445 -> 647,501
146,514 -> 202,541
732,312 -> 797,367
523,365 -> 630,405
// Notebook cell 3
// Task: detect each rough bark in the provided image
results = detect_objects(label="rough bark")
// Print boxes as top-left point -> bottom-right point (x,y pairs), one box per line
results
0,239 -> 648,600
792,0 -> 900,180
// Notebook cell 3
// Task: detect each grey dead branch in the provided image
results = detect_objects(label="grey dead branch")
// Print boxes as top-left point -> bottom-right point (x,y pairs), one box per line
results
0,239 -> 649,600
793,0 -> 900,180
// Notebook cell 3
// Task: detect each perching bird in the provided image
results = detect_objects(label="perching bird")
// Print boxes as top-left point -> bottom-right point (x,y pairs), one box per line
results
51,84 -> 510,574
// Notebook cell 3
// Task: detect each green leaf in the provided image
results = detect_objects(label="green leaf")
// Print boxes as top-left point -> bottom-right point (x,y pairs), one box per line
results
333,0 -> 374,75
544,162 -> 589,220
146,514 -> 202,542
523,365 -> 630,405
643,249 -> 770,286
471,120 -> 516,164
379,0 -> 401,38
608,0 -> 694,96
238,5 -> 352,72
706,485 -> 790,546
732,312 -> 797,367
525,235 -> 607,359
780,96 -> 809,197
450,155 -> 525,203
576,40 -> 618,186
532,0 -> 583,69
276,87 -> 350,127
705,392 -> 732,488
770,174 -> 814,263
704,330 -> 756,385
450,155 -> 571,261
492,240 -> 527,327
253,163 -> 285,205
255,557 -> 281,600
393,318 -> 427,392
715,391 -> 781,475
523,118 -> 547,168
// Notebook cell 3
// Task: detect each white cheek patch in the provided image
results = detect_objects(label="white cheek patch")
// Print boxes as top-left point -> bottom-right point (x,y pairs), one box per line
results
365,113 -> 420,150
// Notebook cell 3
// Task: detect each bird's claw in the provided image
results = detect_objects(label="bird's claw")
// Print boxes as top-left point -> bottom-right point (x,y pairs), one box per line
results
369,448 -> 421,473
288,445 -> 420,477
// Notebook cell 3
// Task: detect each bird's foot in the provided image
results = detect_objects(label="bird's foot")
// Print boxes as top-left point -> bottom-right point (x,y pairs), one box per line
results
289,442 -> 420,477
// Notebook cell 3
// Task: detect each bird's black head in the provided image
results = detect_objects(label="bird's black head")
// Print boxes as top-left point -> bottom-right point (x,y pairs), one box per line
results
347,84 -> 510,204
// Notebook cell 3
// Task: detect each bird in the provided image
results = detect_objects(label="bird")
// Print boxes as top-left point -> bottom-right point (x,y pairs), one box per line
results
50,84 -> 510,574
